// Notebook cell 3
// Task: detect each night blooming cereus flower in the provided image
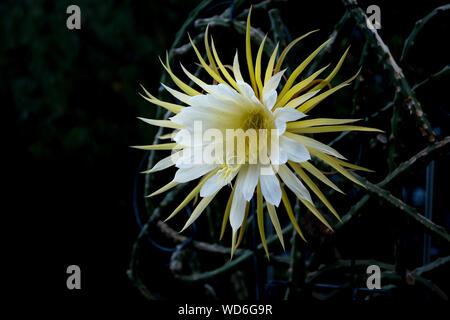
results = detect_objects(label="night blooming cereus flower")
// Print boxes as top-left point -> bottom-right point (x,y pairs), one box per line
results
134,9 -> 381,257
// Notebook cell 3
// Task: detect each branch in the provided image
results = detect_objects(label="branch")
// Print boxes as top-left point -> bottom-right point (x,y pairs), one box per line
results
354,173 -> 450,243
174,225 -> 293,282
413,64 -> 450,91
412,255 -> 450,277
337,136 -> 450,230
342,0 -> 435,141
401,4 -> 450,61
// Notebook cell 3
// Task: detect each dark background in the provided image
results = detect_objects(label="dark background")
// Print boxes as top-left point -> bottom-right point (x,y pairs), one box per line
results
6,0 -> 449,306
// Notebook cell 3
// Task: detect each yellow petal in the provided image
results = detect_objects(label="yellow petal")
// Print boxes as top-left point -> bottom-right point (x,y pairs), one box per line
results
297,68 -> 360,113
180,191 -> 219,232
220,183 -> 235,240
280,184 -> 306,241
267,202 -> 285,250
232,51 -> 244,83
257,183 -> 269,257
139,84 -> 183,114
147,181 -> 179,197
284,131 -> 346,159
230,230 -> 238,259
246,7 -> 257,93
277,38 -> 331,102
204,25 -> 219,74
164,169 -> 219,221
309,149 -> 366,188
211,38 -> 240,91
274,29 -> 319,73
236,202 -> 250,248
332,158 -> 374,172
290,162 -> 341,221
137,117 -> 184,129
298,196 -> 333,230
189,34 -> 226,85
255,34 -> 268,98
264,43 -> 279,85
287,118 -> 361,129
275,64 -> 329,108
130,143 -> 182,150
161,54 -> 201,96
289,125 -> 383,134
300,161 -> 344,194
310,46 -> 350,92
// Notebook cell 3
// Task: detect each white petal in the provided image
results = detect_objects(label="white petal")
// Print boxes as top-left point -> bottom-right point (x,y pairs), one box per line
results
161,83 -> 191,105
233,51 -> 244,82
148,150 -> 183,173
262,89 -> 277,110
173,164 -> 216,183
200,171 -> 226,197
273,107 -> 307,122
284,89 -> 321,108
260,167 -> 281,206
279,136 -> 311,163
278,164 -> 312,203
237,81 -> 257,100
229,183 -> 247,231
237,165 -> 259,201
274,107 -> 306,135
270,144 -> 288,165
262,69 -> 285,97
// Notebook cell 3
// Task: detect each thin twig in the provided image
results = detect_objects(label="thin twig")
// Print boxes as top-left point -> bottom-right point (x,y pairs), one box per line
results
401,4 -> 450,61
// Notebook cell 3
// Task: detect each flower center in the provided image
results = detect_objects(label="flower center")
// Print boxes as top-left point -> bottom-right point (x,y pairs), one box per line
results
242,109 -> 272,131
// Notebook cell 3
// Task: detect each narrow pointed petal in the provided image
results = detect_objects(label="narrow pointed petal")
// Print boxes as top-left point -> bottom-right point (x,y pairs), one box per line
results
275,64 -> 329,108
137,117 -> 184,129
257,183 -> 269,257
233,51 -> 244,82
180,191 -> 219,232
246,6 -> 257,93
147,180 -> 179,197
274,29 -> 319,73
278,39 -> 331,101
130,143 -> 181,150
174,164 -> 217,183
284,131 -> 346,159
236,202 -> 250,248
290,162 -> 341,221
161,54 -> 201,96
310,46 -> 350,92
297,68 -> 360,113
287,118 -> 361,129
279,135 -> 311,162
255,34 -> 268,97
309,149 -> 366,188
211,38 -> 240,91
165,169 -> 218,221
220,186 -> 235,240
298,196 -> 333,230
262,69 -> 285,98
161,83 -> 192,105
204,24 -> 219,74
264,43 -> 279,85
267,203 -> 285,249
139,84 -> 183,113
280,184 -> 306,241
277,164 -> 312,203
290,125 -> 383,134
141,150 -> 183,174
300,161 -> 344,194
